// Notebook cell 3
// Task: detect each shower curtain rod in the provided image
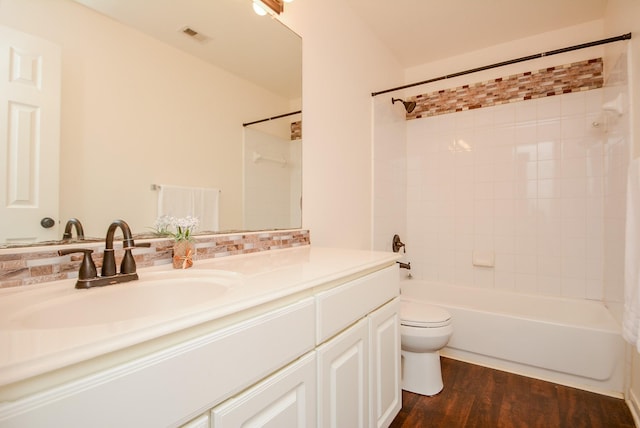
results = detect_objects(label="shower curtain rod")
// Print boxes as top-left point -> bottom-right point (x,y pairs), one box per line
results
243,110 -> 302,127
371,32 -> 632,97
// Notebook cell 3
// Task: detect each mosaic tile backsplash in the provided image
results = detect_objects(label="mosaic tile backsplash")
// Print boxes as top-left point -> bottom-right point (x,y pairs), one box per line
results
0,230 -> 310,288
407,58 -> 603,119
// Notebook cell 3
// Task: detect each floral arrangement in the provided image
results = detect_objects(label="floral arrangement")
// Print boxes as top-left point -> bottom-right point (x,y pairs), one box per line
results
153,215 -> 199,242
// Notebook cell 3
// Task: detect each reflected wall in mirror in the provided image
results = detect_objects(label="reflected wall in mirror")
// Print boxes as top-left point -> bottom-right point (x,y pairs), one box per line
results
0,0 -> 302,246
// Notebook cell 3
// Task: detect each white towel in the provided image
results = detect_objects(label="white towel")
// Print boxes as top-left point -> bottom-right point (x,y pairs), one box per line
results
622,158 -> 640,348
157,185 -> 220,231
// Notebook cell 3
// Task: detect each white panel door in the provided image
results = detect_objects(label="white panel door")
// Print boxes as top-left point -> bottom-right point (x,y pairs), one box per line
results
369,298 -> 401,428
317,318 -> 369,428
0,24 -> 61,244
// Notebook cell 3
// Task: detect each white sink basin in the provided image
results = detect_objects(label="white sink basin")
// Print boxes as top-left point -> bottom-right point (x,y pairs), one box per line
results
8,270 -> 239,329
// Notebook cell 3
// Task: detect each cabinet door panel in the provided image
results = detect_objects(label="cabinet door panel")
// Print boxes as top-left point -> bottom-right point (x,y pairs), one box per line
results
369,297 -> 401,428
211,352 -> 316,427
317,318 -> 368,428
181,413 -> 210,428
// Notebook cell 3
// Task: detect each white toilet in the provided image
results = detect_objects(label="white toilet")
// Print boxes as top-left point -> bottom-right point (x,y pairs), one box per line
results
400,300 -> 453,396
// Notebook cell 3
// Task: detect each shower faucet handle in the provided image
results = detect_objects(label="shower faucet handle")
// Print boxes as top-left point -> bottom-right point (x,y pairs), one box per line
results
392,234 -> 405,253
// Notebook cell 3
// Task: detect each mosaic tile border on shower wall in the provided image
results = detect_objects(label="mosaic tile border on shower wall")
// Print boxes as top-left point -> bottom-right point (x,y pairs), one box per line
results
291,121 -> 302,140
407,58 -> 603,119
0,229 -> 310,288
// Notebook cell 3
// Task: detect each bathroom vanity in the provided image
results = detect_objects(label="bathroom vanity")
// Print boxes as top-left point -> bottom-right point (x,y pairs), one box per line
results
0,246 -> 401,427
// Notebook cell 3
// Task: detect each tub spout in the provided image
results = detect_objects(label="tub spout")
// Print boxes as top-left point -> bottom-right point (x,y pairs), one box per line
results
397,261 -> 411,270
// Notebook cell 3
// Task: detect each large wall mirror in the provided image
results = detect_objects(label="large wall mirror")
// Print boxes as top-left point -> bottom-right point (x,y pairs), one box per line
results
0,0 -> 302,247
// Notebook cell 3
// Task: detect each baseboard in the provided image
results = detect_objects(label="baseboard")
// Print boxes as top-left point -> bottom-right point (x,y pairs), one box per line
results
627,388 -> 640,427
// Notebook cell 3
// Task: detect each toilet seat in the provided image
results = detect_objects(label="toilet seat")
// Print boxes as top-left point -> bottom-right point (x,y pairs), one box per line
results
401,301 -> 451,328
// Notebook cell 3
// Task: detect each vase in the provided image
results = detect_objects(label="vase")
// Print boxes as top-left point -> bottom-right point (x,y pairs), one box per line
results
172,240 -> 195,269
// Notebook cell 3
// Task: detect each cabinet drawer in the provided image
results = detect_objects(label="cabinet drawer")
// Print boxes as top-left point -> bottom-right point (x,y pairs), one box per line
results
315,265 -> 398,344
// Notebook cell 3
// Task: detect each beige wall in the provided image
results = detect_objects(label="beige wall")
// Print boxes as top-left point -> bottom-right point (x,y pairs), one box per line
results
280,0 -> 404,249
0,0 -> 292,237
404,20 -> 605,94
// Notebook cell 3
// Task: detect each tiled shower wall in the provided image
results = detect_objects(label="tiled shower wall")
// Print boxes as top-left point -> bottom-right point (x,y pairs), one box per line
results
405,88 -> 609,299
372,97 -> 407,252
372,51 -> 631,304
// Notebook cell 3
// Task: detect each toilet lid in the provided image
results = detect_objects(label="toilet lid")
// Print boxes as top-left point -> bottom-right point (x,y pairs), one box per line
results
401,300 -> 451,328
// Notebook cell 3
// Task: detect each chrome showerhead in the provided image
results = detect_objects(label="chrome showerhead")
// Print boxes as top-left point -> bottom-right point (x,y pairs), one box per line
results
392,97 -> 416,114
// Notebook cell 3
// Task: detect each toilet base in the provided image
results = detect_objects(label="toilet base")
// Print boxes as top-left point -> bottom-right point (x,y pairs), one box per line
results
401,350 -> 443,396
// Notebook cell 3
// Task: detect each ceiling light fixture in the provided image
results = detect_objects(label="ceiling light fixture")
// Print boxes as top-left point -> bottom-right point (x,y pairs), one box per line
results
252,1 -> 268,16
252,0 -> 286,16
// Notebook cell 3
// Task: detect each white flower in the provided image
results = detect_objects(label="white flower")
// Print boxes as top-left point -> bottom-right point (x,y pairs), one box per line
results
153,215 -> 199,241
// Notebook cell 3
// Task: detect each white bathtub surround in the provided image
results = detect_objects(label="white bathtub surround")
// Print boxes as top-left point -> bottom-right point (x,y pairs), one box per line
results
405,88 -> 615,300
401,280 -> 625,397
623,157 -> 640,347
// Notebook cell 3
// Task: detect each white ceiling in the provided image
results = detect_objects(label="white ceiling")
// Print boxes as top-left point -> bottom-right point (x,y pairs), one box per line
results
345,0 -> 608,68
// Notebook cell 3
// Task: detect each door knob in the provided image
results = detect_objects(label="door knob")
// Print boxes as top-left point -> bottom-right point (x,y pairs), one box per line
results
40,217 -> 55,228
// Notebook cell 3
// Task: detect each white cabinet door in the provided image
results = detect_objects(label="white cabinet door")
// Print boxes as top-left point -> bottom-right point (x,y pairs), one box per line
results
317,317 -> 369,428
369,298 -> 401,428
181,413 -> 210,428
212,352 -> 316,427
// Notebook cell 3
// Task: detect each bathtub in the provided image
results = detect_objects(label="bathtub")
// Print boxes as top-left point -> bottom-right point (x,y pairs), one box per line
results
400,280 -> 626,396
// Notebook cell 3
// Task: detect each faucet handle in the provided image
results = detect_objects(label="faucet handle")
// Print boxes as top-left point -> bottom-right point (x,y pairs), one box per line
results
58,248 -> 97,280
392,234 -> 406,253
120,242 -> 151,274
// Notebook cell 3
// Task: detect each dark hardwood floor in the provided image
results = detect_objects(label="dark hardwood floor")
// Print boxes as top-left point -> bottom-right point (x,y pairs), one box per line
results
390,357 -> 636,428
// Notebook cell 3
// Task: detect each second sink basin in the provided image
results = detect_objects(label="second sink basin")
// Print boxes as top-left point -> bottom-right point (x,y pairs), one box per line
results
8,270 -> 240,329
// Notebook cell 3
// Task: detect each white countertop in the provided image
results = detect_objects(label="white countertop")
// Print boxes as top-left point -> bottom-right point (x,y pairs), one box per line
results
0,246 -> 399,391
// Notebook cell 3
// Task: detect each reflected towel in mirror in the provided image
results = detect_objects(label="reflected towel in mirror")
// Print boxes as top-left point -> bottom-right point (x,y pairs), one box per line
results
157,185 -> 220,231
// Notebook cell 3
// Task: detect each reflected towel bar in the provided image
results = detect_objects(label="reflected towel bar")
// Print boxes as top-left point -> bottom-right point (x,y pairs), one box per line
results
252,151 -> 287,166
150,184 -> 221,192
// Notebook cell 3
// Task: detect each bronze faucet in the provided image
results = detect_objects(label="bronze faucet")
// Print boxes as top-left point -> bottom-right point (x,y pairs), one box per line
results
62,218 -> 85,240
59,219 -> 149,289
101,219 -> 136,278
396,261 -> 411,270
